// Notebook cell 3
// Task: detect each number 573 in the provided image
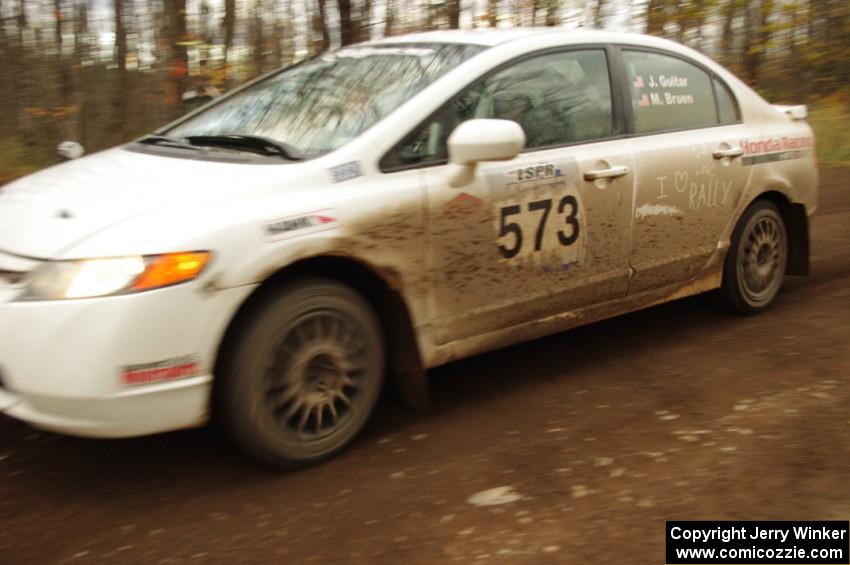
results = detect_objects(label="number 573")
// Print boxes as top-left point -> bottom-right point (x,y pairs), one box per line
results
498,196 -> 580,259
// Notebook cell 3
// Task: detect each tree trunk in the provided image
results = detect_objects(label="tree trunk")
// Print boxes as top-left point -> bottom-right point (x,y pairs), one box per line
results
674,0 -> 687,41
166,0 -> 188,116
447,0 -> 460,29
12,0 -> 27,139
741,1 -> 759,83
54,0 -> 73,139
73,0 -> 88,146
222,0 -> 235,76
113,0 -> 128,140
720,0 -> 736,66
360,0 -> 373,41
488,0 -> 498,27
741,0 -> 775,85
252,3 -> 264,77
544,0 -> 559,26
0,0 -> 11,134
384,0 -> 395,36
281,0 -> 296,65
272,0 -> 283,68
646,0 -> 667,35
838,1 -> 850,87
338,0 -> 354,45
351,0 -> 363,42
316,0 -> 330,51
592,0 -> 606,29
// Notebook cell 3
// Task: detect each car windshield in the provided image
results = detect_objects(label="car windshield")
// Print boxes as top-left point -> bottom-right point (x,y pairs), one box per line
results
165,43 -> 485,159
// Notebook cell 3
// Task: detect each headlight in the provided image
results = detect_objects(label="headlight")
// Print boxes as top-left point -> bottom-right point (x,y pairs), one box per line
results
20,252 -> 211,301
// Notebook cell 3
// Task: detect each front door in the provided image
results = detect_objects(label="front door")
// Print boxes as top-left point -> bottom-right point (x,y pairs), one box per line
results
382,48 -> 635,345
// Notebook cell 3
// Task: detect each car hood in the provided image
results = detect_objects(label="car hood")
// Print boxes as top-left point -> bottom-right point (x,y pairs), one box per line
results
0,147 -> 300,259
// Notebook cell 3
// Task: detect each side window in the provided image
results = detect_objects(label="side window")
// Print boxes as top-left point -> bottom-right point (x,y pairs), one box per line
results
623,50 -> 717,134
714,77 -> 740,124
381,50 -> 613,170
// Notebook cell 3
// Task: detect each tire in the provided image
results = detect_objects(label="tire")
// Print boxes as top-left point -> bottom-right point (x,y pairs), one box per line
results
719,200 -> 788,315
219,278 -> 385,468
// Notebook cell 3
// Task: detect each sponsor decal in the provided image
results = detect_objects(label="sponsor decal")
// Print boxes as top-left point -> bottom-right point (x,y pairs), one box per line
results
509,163 -> 562,184
741,136 -> 812,166
122,355 -> 199,386
743,150 -> 809,166
330,161 -> 363,183
489,157 -> 579,200
742,136 -> 812,155
446,192 -> 483,215
264,210 -> 338,241
632,73 -> 695,107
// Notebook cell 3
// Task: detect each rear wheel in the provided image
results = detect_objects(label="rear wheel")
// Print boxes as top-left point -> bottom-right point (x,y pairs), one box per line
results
720,200 -> 788,315
219,279 -> 384,468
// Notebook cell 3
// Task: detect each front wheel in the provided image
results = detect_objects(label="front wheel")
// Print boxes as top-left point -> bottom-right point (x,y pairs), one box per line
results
719,200 -> 788,315
218,279 -> 385,468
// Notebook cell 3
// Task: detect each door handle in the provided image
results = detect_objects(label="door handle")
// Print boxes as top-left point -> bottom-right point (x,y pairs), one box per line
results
583,166 -> 629,181
713,147 -> 744,160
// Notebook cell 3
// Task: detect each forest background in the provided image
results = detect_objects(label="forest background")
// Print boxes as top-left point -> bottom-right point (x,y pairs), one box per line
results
0,0 -> 848,184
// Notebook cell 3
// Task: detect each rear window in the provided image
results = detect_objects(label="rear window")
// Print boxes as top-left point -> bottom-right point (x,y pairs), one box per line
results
714,77 -> 740,124
623,50 -> 718,134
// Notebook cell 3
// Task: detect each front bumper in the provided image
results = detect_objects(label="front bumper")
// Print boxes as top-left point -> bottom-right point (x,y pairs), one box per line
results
0,281 -> 256,438
0,375 -> 211,437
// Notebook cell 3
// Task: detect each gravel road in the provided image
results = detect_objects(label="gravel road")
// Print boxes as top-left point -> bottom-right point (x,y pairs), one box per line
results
1,168 -> 848,564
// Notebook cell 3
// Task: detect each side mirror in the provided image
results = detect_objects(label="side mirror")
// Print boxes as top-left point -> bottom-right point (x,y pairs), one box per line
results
785,105 -> 808,121
57,141 -> 85,160
447,119 -> 525,187
182,86 -> 223,110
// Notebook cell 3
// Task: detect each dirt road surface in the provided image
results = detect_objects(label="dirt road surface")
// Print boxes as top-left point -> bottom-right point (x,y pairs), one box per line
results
1,168 -> 848,564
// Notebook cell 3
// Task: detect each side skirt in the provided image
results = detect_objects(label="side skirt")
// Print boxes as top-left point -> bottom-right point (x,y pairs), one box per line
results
426,270 -> 722,369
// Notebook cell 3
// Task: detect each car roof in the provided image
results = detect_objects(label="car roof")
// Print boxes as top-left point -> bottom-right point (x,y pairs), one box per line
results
369,28 -> 676,49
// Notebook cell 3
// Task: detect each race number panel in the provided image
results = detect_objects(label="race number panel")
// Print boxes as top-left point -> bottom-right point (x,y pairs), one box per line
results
487,158 -> 586,269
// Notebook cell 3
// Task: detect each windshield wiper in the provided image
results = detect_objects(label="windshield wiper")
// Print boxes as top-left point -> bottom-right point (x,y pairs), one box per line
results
137,134 -> 202,151
183,134 -> 303,160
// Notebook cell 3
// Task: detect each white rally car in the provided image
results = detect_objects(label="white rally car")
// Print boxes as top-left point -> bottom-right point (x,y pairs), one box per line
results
0,29 -> 816,467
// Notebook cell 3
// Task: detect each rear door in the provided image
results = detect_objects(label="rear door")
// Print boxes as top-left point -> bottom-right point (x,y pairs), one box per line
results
382,47 -> 635,345
619,48 -> 751,294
